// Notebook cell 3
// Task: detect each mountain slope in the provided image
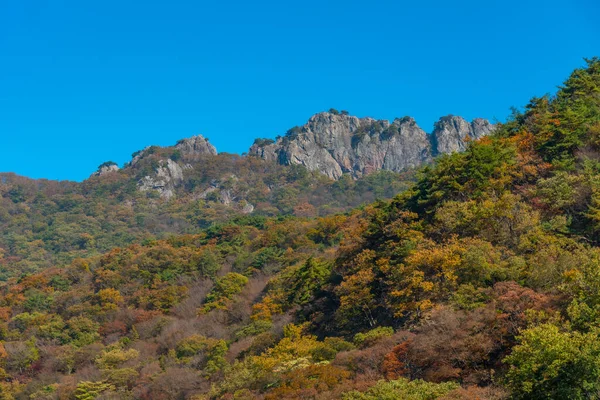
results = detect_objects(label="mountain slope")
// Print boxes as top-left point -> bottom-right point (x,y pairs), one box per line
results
0,112 -> 489,279
0,144 -> 414,279
0,58 -> 597,400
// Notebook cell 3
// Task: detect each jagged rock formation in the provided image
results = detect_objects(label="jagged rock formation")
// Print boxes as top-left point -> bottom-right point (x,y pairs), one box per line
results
131,135 -> 217,198
130,135 -> 216,168
131,137 -> 253,210
92,162 -> 119,177
138,159 -> 184,199
175,135 -> 217,159
249,113 -> 432,179
127,113 -> 494,200
432,116 -> 496,154
249,112 -> 495,179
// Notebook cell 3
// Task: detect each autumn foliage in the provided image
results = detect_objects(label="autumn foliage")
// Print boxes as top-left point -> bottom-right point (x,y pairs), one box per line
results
0,58 -> 597,399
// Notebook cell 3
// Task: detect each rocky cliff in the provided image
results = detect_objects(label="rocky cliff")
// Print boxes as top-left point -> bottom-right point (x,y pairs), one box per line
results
249,112 -> 495,179
132,135 -> 216,199
432,116 -> 496,154
138,158 -> 185,199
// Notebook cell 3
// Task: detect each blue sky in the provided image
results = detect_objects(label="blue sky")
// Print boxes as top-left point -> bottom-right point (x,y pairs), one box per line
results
1,0 -> 598,181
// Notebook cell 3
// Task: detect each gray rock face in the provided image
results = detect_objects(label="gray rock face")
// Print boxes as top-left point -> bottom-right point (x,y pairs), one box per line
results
129,135 -> 216,168
131,136 -> 218,200
138,159 -> 184,199
92,163 -> 119,177
249,113 -> 432,179
249,112 -> 494,179
175,135 -> 217,159
432,116 -> 495,154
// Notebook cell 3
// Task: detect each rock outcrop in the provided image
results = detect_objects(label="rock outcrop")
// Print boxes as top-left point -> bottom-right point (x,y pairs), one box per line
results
249,112 -> 495,179
92,162 -> 119,177
127,113 -> 494,201
175,135 -> 217,159
132,135 -> 217,198
432,116 -> 495,154
138,159 -> 184,199
130,135 -> 216,168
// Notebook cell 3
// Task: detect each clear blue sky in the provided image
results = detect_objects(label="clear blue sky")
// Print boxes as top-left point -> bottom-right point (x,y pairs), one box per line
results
1,0 -> 598,181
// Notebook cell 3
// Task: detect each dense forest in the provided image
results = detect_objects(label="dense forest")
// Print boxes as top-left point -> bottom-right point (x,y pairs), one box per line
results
0,150 -> 414,280
0,58 -> 598,399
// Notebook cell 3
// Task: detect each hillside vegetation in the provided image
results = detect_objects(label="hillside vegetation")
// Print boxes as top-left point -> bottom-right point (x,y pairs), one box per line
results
0,58 -> 598,399
0,155 -> 413,280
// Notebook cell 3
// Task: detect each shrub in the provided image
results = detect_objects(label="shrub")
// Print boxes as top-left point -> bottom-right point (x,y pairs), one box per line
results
342,378 -> 459,400
354,327 -> 394,348
74,381 -> 115,400
201,273 -> 249,313
96,347 -> 139,369
176,334 -> 228,373
504,323 -> 600,399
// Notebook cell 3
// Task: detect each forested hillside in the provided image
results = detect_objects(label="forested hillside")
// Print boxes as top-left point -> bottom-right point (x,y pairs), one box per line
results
0,154 -> 413,280
0,58 -> 598,399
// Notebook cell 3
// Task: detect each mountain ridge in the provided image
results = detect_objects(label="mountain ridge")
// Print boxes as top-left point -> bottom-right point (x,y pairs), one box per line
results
250,111 -> 494,179
91,112 -> 494,183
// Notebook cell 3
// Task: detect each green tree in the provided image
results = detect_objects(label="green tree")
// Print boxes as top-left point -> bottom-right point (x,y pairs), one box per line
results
176,334 -> 228,373
201,273 -> 249,313
74,381 -> 115,400
342,378 -> 459,400
505,323 -> 600,399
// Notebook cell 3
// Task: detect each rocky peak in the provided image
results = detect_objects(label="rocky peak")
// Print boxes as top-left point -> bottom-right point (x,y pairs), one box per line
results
129,135 -> 216,168
92,162 -> 119,177
131,136 -> 218,200
250,111 -> 495,180
250,111 -> 405,179
175,135 -> 217,159
302,112 -> 371,141
432,115 -> 495,155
